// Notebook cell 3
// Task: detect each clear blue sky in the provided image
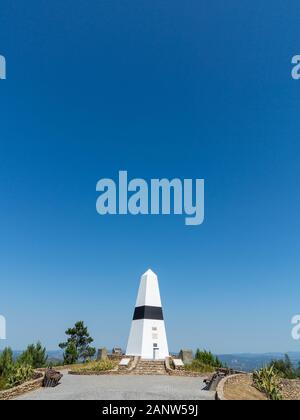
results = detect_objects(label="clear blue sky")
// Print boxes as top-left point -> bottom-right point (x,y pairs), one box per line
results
1,1 -> 300,354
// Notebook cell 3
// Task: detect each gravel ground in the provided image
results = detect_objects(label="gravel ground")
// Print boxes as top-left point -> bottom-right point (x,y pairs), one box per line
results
16,371 -> 215,400
280,379 -> 300,400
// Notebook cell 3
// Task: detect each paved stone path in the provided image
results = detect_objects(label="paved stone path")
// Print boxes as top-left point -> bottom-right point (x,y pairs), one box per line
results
17,371 -> 215,400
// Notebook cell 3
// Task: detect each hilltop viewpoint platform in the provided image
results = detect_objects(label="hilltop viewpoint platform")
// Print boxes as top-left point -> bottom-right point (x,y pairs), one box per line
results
16,370 -> 215,400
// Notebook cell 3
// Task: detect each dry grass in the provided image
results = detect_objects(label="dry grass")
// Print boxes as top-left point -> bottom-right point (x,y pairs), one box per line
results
70,359 -> 118,374
224,374 -> 267,400
184,360 -> 216,374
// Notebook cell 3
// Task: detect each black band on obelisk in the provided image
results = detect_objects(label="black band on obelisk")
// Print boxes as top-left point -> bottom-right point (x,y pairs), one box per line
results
133,305 -> 164,320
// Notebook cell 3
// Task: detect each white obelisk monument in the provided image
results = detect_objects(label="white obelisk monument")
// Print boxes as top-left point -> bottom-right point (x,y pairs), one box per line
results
126,269 -> 169,360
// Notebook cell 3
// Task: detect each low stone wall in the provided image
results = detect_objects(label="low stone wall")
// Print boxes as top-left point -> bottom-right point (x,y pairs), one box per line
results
37,364 -> 79,372
108,354 -> 123,362
168,370 -> 210,377
215,373 -> 237,400
216,373 -> 263,400
69,368 -> 119,376
0,372 -> 44,400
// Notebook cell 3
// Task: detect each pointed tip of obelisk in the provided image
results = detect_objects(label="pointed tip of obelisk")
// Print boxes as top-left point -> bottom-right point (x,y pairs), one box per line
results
136,268 -> 161,308
142,268 -> 157,277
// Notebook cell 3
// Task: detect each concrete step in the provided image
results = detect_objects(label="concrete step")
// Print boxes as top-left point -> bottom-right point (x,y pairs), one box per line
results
135,363 -> 165,367
136,362 -> 165,366
135,365 -> 165,368
132,360 -> 167,375
131,372 -> 167,375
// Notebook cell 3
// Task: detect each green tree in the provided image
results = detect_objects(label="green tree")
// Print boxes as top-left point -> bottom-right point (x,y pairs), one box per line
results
59,321 -> 96,364
0,347 -> 13,376
62,341 -> 78,365
18,342 -> 48,368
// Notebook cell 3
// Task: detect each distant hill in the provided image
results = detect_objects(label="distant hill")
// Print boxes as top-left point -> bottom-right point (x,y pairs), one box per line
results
218,352 -> 300,372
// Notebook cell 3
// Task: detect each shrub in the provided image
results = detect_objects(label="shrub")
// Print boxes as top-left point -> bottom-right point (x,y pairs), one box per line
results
5,364 -> 34,389
185,359 -> 215,373
195,349 -> 223,368
0,376 -> 7,391
268,354 -> 297,379
0,343 -> 47,390
253,366 -> 282,400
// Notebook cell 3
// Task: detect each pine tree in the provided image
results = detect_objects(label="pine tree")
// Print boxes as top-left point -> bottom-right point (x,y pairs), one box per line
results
0,347 -> 13,376
18,342 -> 48,368
62,341 -> 78,365
59,321 -> 96,364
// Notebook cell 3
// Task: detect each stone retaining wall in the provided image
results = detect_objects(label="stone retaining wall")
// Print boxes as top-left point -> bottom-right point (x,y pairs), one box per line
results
69,369 -> 119,376
0,372 -> 44,400
216,373 -> 247,400
168,370 -> 210,377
